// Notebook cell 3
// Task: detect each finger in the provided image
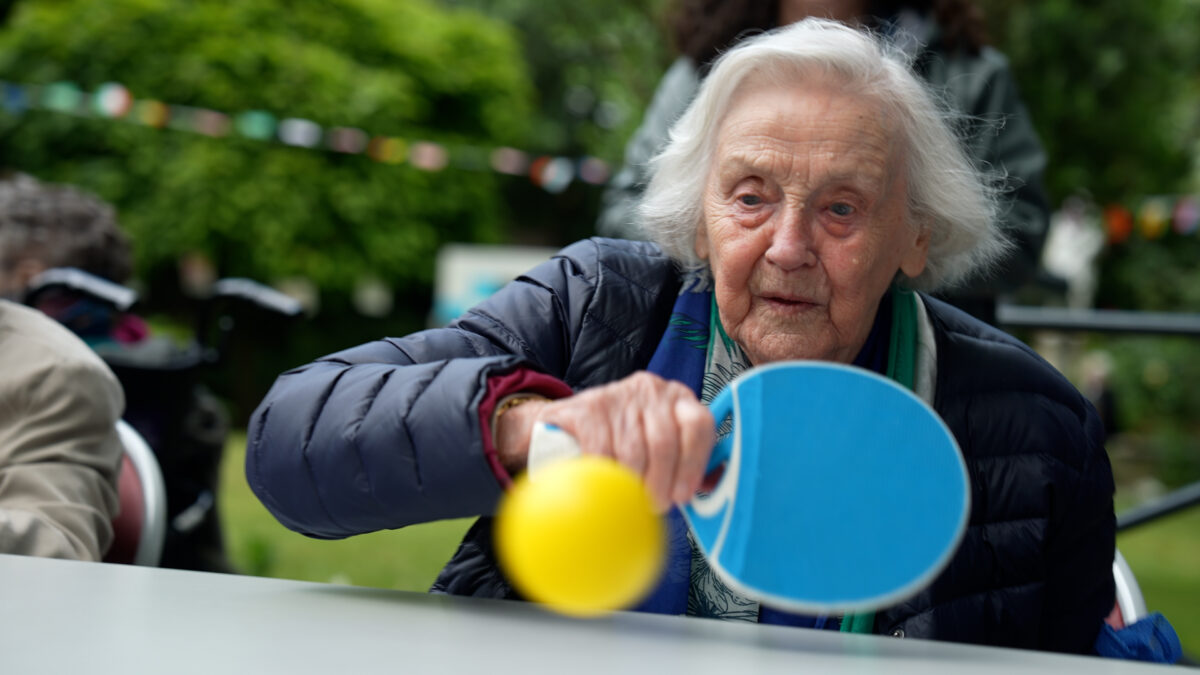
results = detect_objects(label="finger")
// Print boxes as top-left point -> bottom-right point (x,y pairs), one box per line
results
606,372 -> 661,474
542,397 -> 613,461
640,394 -> 680,513
611,395 -> 648,476
671,395 -> 715,504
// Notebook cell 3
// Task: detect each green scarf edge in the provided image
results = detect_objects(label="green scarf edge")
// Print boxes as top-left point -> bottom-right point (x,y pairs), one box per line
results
841,284 -> 918,634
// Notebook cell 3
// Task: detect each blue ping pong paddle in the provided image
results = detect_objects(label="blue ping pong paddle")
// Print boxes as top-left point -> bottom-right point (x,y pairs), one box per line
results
527,360 -> 969,614
681,360 -> 969,614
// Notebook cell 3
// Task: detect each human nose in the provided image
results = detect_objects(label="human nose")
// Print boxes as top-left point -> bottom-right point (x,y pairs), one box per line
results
764,209 -> 817,271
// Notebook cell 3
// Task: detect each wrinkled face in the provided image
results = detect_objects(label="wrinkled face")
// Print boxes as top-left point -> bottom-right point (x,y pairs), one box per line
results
696,79 -> 929,365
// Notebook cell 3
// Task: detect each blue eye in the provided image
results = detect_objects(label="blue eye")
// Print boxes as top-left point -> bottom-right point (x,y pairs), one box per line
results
830,202 -> 855,216
739,194 -> 762,206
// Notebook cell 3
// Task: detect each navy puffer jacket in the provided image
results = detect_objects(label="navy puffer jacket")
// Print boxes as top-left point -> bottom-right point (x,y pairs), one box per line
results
247,238 -> 1114,654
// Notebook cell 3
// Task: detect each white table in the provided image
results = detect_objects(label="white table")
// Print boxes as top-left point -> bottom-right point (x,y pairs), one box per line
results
0,554 -> 1176,674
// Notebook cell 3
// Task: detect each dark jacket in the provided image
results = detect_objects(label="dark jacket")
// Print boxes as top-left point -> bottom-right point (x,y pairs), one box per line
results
246,238 -> 1114,654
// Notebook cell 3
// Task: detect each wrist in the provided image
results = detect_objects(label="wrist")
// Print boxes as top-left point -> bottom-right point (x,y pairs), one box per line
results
493,394 -> 551,475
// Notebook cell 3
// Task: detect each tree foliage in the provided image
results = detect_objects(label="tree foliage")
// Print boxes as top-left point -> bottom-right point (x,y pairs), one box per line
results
0,0 -> 534,296
445,0 -> 671,161
980,0 -> 1200,317
981,0 -> 1200,205
980,1 -> 1200,488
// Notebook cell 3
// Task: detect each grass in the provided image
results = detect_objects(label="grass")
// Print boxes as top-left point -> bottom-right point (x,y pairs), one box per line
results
219,433 -> 1200,657
1117,505 -> 1200,657
219,433 -> 471,590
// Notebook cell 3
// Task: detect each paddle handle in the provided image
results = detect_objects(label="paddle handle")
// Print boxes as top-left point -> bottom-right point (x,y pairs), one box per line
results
527,422 -> 582,477
706,386 -> 734,475
529,386 -> 734,487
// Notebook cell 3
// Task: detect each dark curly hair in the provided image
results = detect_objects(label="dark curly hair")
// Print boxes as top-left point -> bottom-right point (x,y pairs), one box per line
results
872,0 -> 988,54
0,174 -> 132,284
670,0 -> 987,67
670,0 -> 782,68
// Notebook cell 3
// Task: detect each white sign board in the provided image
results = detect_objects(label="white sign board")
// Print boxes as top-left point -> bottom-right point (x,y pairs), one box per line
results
431,243 -> 558,327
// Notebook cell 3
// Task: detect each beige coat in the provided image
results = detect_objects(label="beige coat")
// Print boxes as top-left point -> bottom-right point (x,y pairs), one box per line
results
0,300 -> 123,560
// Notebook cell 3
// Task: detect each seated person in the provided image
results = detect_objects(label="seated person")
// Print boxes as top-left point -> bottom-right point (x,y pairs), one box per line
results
0,173 -> 145,343
0,299 -> 124,560
0,174 -> 232,572
246,19 -> 1114,653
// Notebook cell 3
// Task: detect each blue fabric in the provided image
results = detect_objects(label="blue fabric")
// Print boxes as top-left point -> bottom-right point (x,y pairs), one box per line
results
1094,613 -> 1182,664
632,281 -> 894,629
632,279 -> 709,616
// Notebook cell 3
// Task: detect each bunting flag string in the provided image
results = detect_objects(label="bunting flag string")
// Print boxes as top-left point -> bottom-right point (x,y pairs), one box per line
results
1104,195 -> 1200,245
8,80 -> 1198,220
0,79 -> 612,194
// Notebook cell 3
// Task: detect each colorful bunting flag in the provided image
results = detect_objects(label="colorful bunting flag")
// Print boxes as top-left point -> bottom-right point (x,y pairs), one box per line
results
1097,195 -> 1200,246
94,83 -> 132,118
0,78 -> 615,193
1174,197 -> 1199,236
1104,205 -> 1134,245
1137,198 -> 1170,240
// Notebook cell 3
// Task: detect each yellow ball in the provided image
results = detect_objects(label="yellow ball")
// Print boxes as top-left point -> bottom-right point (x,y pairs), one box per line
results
495,455 -> 666,617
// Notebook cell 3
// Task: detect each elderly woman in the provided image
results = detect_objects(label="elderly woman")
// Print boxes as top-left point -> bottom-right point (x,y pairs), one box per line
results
247,20 -> 1114,654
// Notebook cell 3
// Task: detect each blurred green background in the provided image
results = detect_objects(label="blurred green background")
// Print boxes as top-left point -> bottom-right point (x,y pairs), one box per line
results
1,0 -> 1198,659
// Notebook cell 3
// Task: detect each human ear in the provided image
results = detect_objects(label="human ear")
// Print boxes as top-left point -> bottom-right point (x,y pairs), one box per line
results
694,220 -> 710,261
898,224 -> 930,279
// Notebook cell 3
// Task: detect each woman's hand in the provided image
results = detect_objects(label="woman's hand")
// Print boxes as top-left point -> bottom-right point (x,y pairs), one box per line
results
495,372 -> 715,512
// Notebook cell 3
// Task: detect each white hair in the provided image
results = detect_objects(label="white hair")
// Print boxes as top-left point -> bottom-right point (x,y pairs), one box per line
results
638,18 -> 1008,292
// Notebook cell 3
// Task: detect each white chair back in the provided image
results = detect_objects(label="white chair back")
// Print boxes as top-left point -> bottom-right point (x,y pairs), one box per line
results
1113,548 -> 1148,625
114,420 -> 168,566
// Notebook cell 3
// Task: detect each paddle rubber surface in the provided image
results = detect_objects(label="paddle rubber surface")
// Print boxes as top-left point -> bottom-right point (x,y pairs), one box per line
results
681,361 -> 969,614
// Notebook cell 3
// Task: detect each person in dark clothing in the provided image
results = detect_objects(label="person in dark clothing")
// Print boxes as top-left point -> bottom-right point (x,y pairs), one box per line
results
247,20 -> 1113,654
598,0 -> 1050,324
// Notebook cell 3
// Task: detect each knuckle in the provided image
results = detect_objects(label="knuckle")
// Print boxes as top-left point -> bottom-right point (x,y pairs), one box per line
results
665,380 -> 691,398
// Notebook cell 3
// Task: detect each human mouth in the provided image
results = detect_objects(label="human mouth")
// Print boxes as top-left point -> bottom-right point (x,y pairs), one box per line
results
760,294 -> 819,313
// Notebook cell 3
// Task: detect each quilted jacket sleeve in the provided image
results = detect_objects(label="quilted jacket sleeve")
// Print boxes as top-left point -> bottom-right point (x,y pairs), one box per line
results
246,242 -> 605,539
247,239 -> 680,540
